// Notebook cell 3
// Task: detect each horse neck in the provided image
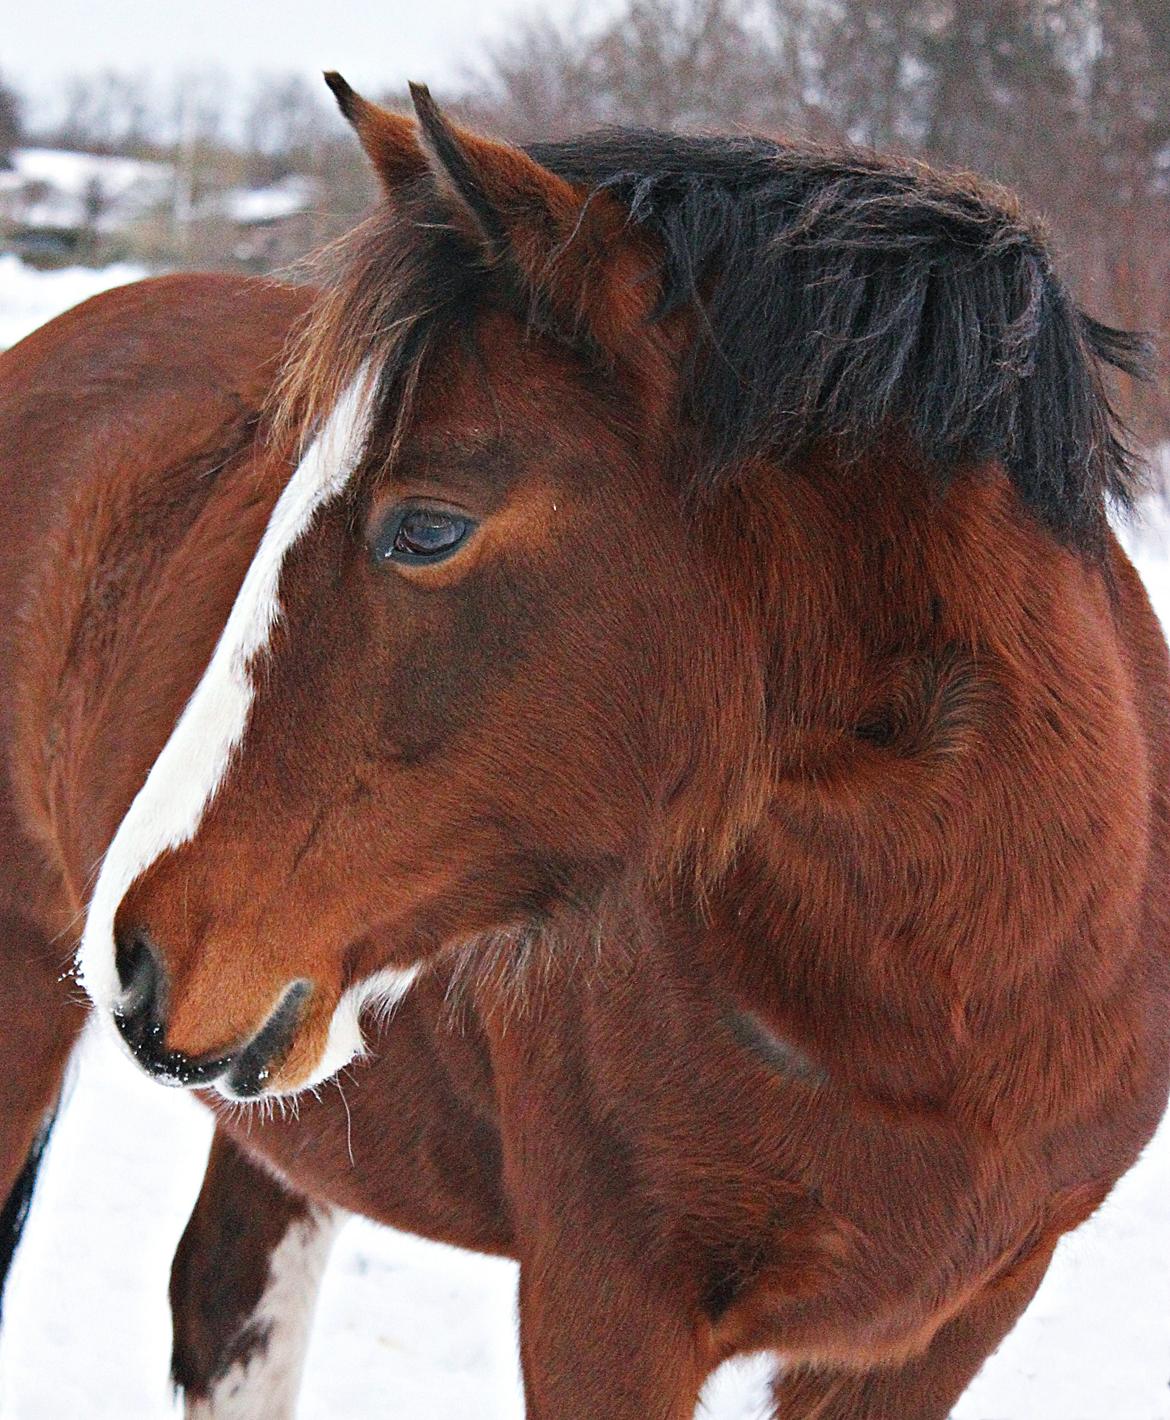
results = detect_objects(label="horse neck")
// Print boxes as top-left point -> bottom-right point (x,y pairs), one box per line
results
664,451 -> 1141,1131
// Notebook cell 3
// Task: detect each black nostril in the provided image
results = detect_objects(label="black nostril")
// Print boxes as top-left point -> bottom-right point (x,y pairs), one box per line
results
114,929 -> 163,1025
111,929 -> 229,1088
223,980 -> 312,1098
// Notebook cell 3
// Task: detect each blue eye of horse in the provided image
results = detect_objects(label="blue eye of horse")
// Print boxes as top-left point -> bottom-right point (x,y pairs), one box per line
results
377,508 -> 475,564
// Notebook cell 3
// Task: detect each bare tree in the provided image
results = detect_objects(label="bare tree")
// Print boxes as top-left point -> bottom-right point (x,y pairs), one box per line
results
0,74 -> 23,167
56,70 -> 159,155
242,74 -> 331,184
472,0 -> 797,138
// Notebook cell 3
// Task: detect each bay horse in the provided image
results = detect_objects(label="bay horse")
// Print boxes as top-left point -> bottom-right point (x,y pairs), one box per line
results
1,75 -> 1168,1418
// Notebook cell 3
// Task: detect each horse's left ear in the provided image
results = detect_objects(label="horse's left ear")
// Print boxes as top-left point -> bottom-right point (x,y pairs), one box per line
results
408,83 -> 651,354
324,72 -> 427,187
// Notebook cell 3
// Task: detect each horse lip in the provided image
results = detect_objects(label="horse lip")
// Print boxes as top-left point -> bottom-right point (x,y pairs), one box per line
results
111,1010 -> 232,1088
112,978 -> 313,1093
219,978 -> 314,1099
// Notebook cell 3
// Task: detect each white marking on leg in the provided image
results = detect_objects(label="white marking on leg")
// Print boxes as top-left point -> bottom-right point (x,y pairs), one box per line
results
185,1205 -> 342,1420
78,371 -> 375,1013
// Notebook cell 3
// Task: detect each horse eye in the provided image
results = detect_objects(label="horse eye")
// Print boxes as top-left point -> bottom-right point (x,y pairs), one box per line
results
375,508 -> 475,564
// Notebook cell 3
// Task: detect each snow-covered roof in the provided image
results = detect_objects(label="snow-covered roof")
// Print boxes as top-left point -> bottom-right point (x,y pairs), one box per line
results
220,174 -> 317,226
0,147 -> 172,231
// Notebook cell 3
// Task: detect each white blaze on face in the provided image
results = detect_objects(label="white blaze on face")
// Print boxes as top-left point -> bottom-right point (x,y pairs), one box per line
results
78,370 -> 376,1021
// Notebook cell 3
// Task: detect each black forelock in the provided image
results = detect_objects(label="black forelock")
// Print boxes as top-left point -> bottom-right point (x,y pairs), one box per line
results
294,127 -> 1151,554
524,129 -> 1152,549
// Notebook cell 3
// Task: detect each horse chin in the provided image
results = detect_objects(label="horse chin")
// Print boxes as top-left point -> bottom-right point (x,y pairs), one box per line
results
216,963 -> 422,1102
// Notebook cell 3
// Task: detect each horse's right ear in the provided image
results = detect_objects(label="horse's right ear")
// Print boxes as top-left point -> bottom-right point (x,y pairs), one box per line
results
323,73 -> 662,362
323,72 -> 428,189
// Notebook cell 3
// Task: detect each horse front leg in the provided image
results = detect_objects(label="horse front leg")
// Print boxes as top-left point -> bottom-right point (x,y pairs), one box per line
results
771,1238 -> 1056,1420
171,1128 -> 340,1419
0,907 -> 87,1319
515,1218 -> 708,1420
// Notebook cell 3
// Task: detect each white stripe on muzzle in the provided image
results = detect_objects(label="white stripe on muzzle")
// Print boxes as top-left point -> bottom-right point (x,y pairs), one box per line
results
78,371 -> 375,1014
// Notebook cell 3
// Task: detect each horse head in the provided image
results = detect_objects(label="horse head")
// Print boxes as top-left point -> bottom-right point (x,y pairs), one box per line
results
78,82 -> 771,1096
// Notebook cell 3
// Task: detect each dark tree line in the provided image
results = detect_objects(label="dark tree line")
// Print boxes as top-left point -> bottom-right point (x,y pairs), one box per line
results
0,76 -> 21,167
467,0 -> 1170,442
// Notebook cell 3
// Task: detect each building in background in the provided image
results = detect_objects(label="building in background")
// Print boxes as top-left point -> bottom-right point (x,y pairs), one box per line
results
0,146 -> 170,264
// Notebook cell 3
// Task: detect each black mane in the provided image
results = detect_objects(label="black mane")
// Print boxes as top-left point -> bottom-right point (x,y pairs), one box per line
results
291,128 -> 1152,553
527,130 -> 1150,548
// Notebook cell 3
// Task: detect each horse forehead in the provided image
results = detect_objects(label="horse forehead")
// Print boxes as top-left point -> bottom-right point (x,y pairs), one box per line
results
383,434 -> 532,508
408,309 -> 631,449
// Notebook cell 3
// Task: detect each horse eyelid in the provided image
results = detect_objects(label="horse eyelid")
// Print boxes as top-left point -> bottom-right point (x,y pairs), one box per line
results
369,505 -> 478,566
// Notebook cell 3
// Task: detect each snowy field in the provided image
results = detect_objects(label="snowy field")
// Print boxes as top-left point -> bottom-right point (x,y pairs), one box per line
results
0,261 -> 1168,1417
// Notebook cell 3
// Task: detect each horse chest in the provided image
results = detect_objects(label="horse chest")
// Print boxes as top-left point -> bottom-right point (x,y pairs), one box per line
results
486,971 -> 1020,1366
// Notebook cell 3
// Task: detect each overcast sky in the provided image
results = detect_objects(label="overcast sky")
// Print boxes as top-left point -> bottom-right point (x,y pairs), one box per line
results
2,0 -> 601,118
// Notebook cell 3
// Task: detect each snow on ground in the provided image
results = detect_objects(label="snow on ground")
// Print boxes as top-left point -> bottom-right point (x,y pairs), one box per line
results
7,1022 -> 1160,1420
0,253 -> 149,350
0,264 -> 1168,1418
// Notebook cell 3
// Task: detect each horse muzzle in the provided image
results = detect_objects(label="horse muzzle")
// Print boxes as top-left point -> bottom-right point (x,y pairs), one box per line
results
111,929 -> 312,1099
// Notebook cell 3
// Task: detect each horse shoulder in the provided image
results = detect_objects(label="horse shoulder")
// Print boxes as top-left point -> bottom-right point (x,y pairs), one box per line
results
0,275 -> 312,929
